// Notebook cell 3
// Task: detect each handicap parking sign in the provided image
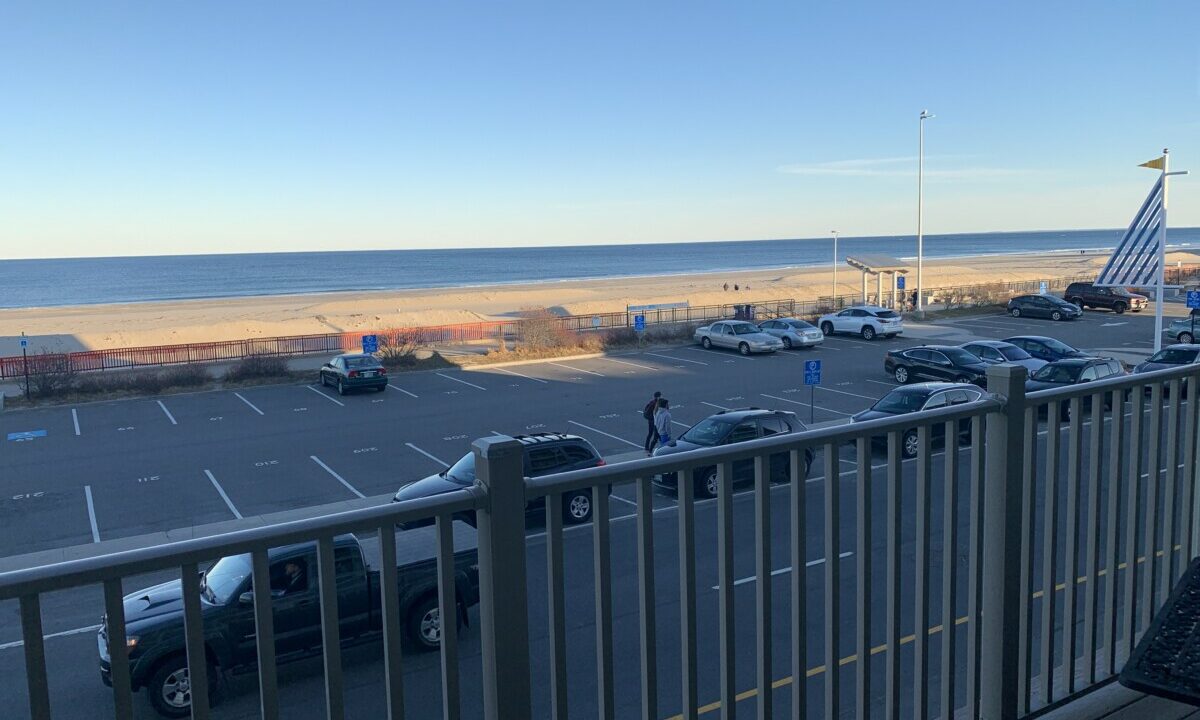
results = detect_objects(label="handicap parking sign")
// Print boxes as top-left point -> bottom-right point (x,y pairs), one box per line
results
634,315 -> 646,332
897,275 -> 906,290
1188,290 -> 1200,310
19,337 -> 28,348
803,359 -> 822,385
361,334 -> 378,353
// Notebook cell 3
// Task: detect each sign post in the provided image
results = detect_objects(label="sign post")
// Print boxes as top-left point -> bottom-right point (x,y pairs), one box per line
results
19,332 -> 29,397
634,315 -> 646,346
803,359 -> 822,424
361,334 -> 378,354
1187,290 -> 1200,340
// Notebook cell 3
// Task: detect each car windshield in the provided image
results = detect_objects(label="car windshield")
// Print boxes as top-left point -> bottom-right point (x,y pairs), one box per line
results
681,418 -> 733,446
1150,348 -> 1199,364
1032,363 -> 1082,383
732,324 -> 758,335
1025,337 -> 1077,354
787,320 -> 815,329
941,348 -> 980,365
205,554 -> 253,604
444,453 -> 476,484
873,310 -> 900,319
345,356 -> 378,368
999,345 -> 1032,361
871,389 -> 928,414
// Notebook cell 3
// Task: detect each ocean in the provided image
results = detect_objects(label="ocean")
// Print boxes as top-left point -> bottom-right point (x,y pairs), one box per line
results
1,228 -> 1197,309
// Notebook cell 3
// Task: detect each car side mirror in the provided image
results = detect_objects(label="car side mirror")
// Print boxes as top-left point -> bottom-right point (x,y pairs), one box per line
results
238,591 -> 255,605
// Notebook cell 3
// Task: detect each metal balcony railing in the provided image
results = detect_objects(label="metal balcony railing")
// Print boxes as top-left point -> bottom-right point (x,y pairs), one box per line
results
2,362 -> 1199,719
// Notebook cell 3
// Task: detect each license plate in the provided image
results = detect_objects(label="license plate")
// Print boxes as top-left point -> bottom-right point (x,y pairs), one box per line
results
363,371 -> 376,377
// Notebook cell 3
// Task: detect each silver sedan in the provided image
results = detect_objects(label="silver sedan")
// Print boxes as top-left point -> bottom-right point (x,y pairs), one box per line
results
694,321 -> 784,355
757,317 -> 825,349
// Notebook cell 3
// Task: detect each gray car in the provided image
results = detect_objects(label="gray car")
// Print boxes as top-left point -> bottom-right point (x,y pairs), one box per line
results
959,340 -> 1047,374
757,317 -> 824,349
1164,313 -> 1200,344
694,321 -> 784,355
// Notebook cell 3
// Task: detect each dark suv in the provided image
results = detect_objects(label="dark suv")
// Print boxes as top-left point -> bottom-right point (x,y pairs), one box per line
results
392,433 -> 605,526
1064,282 -> 1147,314
652,408 -> 813,498
884,345 -> 990,385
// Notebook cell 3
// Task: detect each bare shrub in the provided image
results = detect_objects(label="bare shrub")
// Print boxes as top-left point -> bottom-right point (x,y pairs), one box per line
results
22,349 -> 75,399
377,330 -> 424,369
518,308 -> 578,349
160,364 -> 209,388
225,353 -> 288,382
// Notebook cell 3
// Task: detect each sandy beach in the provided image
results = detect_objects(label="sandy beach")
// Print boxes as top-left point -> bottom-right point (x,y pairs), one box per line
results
1,250 -> 1196,356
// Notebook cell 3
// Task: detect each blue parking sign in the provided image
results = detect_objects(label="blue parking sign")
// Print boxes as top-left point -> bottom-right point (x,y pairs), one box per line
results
1188,291 -> 1200,310
897,275 -> 906,290
803,359 -> 822,385
634,315 -> 646,332
361,334 -> 378,353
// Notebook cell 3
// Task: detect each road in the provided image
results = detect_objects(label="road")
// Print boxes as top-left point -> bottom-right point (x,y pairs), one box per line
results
0,305 -> 1182,718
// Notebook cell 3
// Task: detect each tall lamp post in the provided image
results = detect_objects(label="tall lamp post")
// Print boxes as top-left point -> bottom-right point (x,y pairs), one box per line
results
831,230 -> 839,307
917,109 -> 934,311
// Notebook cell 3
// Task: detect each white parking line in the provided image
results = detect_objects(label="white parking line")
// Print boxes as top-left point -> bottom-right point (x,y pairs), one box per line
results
567,420 -> 643,449
700,401 -> 730,411
548,362 -> 605,377
71,408 -> 81,435
644,351 -> 707,366
84,485 -> 100,543
759,393 -> 854,416
156,400 -> 178,425
233,392 -> 264,416
610,494 -> 639,509
815,386 -> 878,401
307,385 -> 345,406
405,442 -> 450,468
603,357 -> 659,371
0,624 -> 102,652
672,420 -> 692,428
204,470 -> 243,519
310,456 -> 366,498
436,372 -> 488,391
495,367 -> 548,383
715,551 -> 854,589
388,384 -> 419,398
686,347 -> 752,360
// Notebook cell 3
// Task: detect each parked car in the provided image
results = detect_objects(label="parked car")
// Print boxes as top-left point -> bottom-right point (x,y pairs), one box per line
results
319,353 -> 388,394
816,305 -> 904,340
883,345 -> 990,385
652,408 -> 813,498
1164,312 -> 1200,344
392,433 -> 605,526
756,317 -> 824,348
1025,357 -> 1126,419
100,528 -> 480,717
1133,344 -> 1200,375
959,340 -> 1047,374
1006,294 -> 1083,321
1063,282 -> 1147,314
1003,335 -> 1089,363
694,320 -> 784,354
850,382 -> 985,458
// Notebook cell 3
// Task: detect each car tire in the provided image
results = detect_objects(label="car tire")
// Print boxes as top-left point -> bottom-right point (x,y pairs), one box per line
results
408,594 -> 459,652
337,379 -> 347,396
739,342 -> 751,355
954,375 -> 971,384
319,372 -> 328,387
1010,308 -> 1021,318
697,468 -> 719,499
894,366 -> 910,384
1181,333 -> 1195,344
1051,310 -> 1063,321
563,491 -> 592,524
148,654 -> 214,718
861,326 -> 876,341
782,337 -> 793,349
1114,302 -> 1126,315
821,322 -> 834,336
902,430 -> 920,459
701,337 -> 712,349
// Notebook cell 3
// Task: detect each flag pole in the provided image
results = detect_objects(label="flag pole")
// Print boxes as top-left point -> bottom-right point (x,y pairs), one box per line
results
1155,148 -> 1169,352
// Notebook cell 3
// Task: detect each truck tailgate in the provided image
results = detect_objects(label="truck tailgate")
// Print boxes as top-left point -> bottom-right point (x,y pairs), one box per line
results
357,522 -> 479,570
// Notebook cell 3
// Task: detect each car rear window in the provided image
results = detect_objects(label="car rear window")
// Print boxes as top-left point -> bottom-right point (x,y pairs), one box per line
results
1032,363 -> 1082,383
871,389 -> 928,414
563,445 -> 597,462
788,320 -> 815,330
345,356 -> 378,368
873,310 -> 900,319
941,348 -> 979,365
681,418 -> 733,446
999,345 -> 1032,361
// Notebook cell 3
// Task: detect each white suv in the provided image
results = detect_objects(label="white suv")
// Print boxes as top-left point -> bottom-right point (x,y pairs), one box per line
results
817,305 -> 903,340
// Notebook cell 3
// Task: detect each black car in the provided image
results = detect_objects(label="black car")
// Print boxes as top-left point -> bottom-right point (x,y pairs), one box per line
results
1025,357 -> 1126,419
652,408 -> 813,498
318,353 -> 388,394
850,382 -> 985,458
1003,335 -> 1088,363
1064,282 -> 1147,314
393,433 -> 605,526
883,345 -> 990,385
1006,294 -> 1083,321
1133,344 -> 1200,375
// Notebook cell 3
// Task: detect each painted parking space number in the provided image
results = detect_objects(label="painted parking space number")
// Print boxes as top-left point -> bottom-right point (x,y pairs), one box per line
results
442,435 -> 467,441
137,476 -> 161,483
255,460 -> 279,467
11,492 -> 45,500
353,447 -> 379,454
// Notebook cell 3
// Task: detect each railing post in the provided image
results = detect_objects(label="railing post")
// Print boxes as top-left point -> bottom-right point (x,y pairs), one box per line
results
473,436 -> 532,719
981,364 -> 1027,720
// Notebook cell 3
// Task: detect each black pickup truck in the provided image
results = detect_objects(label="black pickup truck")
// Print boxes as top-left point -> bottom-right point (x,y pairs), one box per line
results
98,524 -> 480,717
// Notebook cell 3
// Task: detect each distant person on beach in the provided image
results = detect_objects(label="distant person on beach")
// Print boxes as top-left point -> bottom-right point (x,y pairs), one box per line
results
643,391 -> 662,454
734,284 -> 739,291
654,398 -> 673,447
723,282 -> 729,291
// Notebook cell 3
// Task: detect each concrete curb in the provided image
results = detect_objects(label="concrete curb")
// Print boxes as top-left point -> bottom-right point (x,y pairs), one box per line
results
460,352 -> 607,371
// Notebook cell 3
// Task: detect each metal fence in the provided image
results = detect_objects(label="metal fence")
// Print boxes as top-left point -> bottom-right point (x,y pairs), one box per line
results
4,362 -> 1199,718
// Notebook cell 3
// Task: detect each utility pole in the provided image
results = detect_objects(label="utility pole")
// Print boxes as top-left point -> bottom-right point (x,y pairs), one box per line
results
20,331 -> 30,397
831,230 -> 839,308
917,109 -> 934,311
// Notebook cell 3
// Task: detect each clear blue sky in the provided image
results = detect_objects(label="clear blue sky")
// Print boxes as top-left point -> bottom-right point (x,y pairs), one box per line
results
1,2 -> 1197,259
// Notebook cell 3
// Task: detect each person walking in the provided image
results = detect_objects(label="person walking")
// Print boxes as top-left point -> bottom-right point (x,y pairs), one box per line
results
643,391 -> 662,454
910,289 -> 919,311
654,398 -> 674,448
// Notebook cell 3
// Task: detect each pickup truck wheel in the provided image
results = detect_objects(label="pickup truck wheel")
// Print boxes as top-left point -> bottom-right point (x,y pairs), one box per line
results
408,595 -> 460,652
148,655 -> 214,718
1113,302 -> 1126,315
701,337 -> 712,349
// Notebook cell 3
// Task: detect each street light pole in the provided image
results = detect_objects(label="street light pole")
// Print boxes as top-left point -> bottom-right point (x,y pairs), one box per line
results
917,109 -> 934,311
831,230 -> 839,308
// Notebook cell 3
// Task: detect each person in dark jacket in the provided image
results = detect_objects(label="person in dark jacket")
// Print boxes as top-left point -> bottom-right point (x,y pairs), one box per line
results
643,391 -> 662,455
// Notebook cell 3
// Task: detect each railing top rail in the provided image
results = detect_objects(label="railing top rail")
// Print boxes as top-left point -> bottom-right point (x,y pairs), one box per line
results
524,395 -> 1003,498
0,487 -> 483,600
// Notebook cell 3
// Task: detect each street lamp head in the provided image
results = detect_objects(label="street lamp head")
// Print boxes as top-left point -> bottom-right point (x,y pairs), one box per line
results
920,109 -> 935,120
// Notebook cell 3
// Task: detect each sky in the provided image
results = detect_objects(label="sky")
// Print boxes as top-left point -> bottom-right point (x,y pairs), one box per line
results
1,2 -> 1198,259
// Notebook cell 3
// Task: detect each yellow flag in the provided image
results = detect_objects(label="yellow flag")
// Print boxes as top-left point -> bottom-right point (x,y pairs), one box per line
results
1140,156 -> 1166,170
